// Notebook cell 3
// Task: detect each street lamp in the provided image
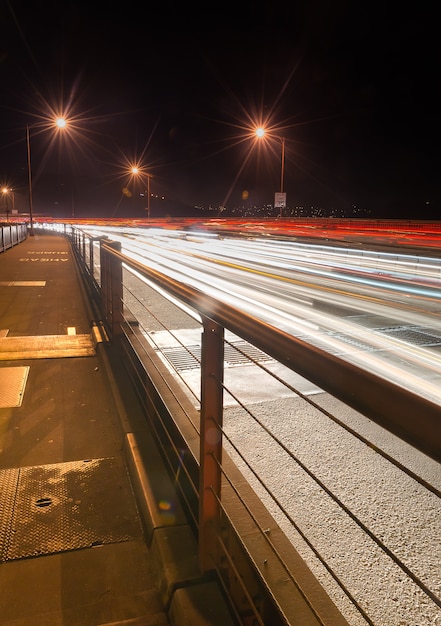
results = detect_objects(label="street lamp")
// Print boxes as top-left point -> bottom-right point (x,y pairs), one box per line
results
255,127 -> 287,218
146,174 -> 151,218
27,117 -> 67,236
1,187 -> 14,221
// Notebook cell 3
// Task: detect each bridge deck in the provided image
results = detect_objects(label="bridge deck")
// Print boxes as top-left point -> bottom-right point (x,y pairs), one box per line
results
0,232 -> 234,626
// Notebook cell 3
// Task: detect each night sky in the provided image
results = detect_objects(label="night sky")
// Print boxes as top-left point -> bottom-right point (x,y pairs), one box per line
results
0,1 -> 439,219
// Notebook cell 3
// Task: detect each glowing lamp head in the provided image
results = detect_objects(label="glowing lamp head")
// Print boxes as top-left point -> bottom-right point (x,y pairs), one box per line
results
55,117 -> 67,129
255,127 -> 265,138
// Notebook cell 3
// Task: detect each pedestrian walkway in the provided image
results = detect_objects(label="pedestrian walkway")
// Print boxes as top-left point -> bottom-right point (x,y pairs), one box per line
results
0,231 -> 235,626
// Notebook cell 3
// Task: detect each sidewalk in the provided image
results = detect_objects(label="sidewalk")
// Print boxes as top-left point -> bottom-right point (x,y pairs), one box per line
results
0,232 -> 235,626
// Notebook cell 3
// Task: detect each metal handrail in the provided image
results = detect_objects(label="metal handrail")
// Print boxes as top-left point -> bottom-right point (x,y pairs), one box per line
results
0,223 -> 28,252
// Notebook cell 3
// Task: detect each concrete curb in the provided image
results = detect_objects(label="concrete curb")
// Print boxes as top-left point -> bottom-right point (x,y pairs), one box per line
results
124,432 -> 237,626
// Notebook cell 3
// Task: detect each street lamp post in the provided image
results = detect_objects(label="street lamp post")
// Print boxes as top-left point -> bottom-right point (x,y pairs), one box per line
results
146,174 -> 151,218
26,124 -> 34,235
26,117 -> 67,236
255,128 -> 287,218
131,166 -> 151,218
278,137 -> 286,219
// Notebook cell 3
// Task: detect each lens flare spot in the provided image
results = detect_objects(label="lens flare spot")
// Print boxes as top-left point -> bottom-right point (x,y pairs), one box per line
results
158,500 -> 172,511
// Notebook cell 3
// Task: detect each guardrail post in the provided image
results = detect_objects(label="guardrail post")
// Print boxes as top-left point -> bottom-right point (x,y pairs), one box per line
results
199,316 -> 224,573
88,238 -> 95,277
100,240 -> 123,338
81,231 -> 86,260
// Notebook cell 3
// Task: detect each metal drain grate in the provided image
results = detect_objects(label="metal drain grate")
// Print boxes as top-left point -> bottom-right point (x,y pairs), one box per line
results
225,341 -> 275,366
304,332 -> 379,354
161,340 -> 275,372
376,326 -> 441,347
0,457 -> 142,562
332,333 -> 379,351
161,344 -> 201,370
297,324 -> 441,357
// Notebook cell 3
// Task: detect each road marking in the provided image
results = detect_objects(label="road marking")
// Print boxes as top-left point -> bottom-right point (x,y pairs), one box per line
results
0,281 -> 46,286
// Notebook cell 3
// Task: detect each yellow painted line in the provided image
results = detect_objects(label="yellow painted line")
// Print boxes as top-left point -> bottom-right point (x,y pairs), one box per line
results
197,254 -> 440,317
0,281 -> 46,286
91,322 -> 109,344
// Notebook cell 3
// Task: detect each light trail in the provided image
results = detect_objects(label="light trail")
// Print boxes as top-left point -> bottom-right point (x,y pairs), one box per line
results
82,224 -> 441,406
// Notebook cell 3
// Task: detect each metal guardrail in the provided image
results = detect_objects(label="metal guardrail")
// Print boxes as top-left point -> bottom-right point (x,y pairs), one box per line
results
0,223 -> 28,252
64,224 -> 440,626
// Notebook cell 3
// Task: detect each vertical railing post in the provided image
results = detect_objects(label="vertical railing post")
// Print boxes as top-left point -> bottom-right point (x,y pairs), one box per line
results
81,231 -> 86,261
89,238 -> 95,277
100,240 -> 123,338
199,316 -> 224,573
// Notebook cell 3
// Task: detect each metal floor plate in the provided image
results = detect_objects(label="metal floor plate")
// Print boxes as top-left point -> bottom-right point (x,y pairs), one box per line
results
0,457 -> 143,562
0,334 -> 95,360
0,366 -> 30,407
